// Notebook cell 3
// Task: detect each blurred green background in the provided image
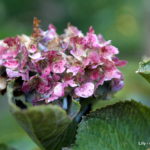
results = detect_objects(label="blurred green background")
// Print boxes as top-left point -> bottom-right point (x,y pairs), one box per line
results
0,0 -> 150,149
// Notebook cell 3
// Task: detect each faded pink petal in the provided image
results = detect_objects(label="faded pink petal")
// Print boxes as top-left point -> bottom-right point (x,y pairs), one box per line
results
42,66 -> 51,77
53,82 -> 64,97
47,82 -> 65,102
0,45 -> 7,58
67,66 -> 81,76
101,45 -> 119,57
48,24 -> 56,32
104,69 -> 121,81
52,60 -> 66,73
22,76 -> 40,92
65,25 -> 83,37
41,24 -> 57,42
64,78 -> 78,87
6,68 -> 29,80
83,58 -> 90,67
4,59 -> 19,69
47,95 -> 59,102
29,52 -> 42,60
28,45 -> 37,53
53,74 -> 60,81
37,80 -> 50,94
90,69 -> 100,80
0,60 -> 3,65
75,82 -> 94,98
112,57 -> 127,67
88,51 -> 100,64
4,37 -> 19,47
85,27 -> 100,49
95,75 -> 105,88
20,46 -> 28,69
98,34 -> 111,47
70,46 -> 86,61
6,68 -> 21,78
20,71 -> 29,81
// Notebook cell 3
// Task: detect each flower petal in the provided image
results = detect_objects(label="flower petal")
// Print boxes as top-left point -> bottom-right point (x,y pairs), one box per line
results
75,82 -> 94,98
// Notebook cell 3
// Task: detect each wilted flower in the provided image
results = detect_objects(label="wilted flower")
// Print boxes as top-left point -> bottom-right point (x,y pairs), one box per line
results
0,18 -> 127,104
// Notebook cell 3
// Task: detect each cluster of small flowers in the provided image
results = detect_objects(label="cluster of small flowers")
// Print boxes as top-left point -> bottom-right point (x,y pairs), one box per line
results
0,19 -> 127,103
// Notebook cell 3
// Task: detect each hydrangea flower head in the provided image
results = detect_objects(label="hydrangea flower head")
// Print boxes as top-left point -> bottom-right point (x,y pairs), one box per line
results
0,18 -> 127,104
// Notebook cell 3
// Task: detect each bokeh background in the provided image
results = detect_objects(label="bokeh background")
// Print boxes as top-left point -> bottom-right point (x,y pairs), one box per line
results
0,0 -> 150,149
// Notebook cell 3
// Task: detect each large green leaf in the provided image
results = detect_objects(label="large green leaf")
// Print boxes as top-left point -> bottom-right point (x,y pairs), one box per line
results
9,103 -> 73,150
72,100 -> 150,150
7,85 -> 78,150
137,58 -> 150,83
92,98 -> 125,111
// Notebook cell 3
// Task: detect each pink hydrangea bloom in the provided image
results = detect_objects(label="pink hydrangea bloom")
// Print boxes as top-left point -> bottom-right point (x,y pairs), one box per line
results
0,22 -> 127,104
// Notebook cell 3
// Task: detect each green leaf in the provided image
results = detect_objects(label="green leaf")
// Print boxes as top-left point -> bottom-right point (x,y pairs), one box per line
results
92,98 -> 125,111
9,102 -> 75,150
137,58 -> 150,83
72,100 -> 150,150
0,143 -> 16,150
7,85 -> 78,150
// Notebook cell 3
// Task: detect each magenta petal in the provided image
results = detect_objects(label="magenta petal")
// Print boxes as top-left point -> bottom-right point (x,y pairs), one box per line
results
90,69 -> 100,80
52,60 -> 66,73
3,59 -> 19,69
42,66 -> 51,77
37,81 -> 50,94
88,51 -> 100,64
113,57 -> 127,67
102,45 -> 119,56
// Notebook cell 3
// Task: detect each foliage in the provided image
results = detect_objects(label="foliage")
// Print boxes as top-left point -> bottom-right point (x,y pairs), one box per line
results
72,100 -> 150,150
137,58 -> 150,83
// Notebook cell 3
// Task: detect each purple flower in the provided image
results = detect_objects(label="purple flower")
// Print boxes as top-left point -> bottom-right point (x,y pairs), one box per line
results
111,78 -> 124,92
